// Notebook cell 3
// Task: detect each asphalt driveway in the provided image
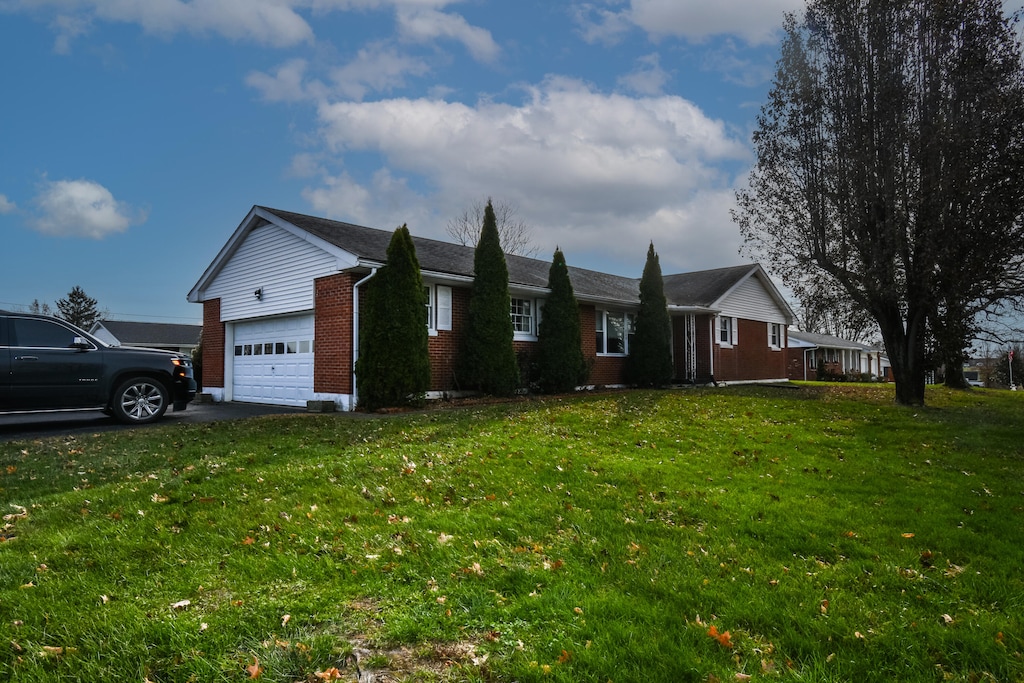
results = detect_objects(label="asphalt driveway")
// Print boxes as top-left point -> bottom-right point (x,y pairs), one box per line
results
0,401 -> 308,443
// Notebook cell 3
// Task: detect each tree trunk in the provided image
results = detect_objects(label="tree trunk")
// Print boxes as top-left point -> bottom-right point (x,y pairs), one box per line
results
943,363 -> 969,389
878,306 -> 928,406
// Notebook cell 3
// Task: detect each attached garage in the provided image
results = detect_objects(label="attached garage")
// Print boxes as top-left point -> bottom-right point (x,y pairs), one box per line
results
231,315 -> 315,406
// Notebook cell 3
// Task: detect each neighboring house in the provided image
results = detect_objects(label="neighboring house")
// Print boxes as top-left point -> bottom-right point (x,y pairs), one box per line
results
188,206 -> 795,409
89,320 -> 202,355
785,329 -> 889,381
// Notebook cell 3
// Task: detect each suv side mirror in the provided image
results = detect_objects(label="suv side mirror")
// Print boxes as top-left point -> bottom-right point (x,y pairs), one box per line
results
72,336 -> 92,350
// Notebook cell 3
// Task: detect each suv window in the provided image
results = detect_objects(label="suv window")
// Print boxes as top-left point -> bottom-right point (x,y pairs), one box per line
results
10,318 -> 89,349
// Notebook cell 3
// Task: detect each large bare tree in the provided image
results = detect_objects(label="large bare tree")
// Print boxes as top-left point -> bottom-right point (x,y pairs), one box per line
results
446,198 -> 538,257
735,0 -> 1024,405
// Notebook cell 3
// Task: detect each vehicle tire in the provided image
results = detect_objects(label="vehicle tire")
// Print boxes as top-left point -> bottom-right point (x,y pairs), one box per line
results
111,377 -> 169,424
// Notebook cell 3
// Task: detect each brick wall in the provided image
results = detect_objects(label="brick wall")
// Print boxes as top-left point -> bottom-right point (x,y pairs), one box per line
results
314,272 -> 356,394
714,318 -> 786,382
786,346 -> 809,380
201,299 -> 224,389
427,286 -> 469,390
580,304 -> 628,385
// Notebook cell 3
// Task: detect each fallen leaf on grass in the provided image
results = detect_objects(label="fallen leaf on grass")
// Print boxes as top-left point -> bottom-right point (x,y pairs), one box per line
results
707,625 -> 733,648
245,657 -> 262,678
557,649 -> 572,663
171,600 -> 191,610
314,667 -> 343,680
281,614 -> 290,627
941,614 -> 955,625
735,674 -> 752,681
901,533 -> 915,538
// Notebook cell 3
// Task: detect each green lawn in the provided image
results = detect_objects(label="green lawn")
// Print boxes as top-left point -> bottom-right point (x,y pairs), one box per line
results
1,384 -> 1022,682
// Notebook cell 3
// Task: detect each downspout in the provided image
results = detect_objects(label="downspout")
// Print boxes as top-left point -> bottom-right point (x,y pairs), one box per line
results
709,316 -> 715,381
351,268 -> 378,410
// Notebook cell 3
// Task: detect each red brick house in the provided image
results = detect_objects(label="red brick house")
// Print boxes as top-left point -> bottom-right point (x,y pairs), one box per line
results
188,206 -> 794,409
785,329 -> 890,381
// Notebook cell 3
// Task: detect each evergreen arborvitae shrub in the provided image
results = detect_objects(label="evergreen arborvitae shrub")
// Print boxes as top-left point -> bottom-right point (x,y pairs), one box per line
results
460,200 -> 520,395
535,248 -> 587,393
628,242 -> 673,387
356,225 -> 431,409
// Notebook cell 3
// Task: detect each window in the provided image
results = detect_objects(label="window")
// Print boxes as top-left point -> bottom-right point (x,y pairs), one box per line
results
768,323 -> 782,349
424,285 -> 453,333
11,318 -> 88,349
719,316 -> 735,346
595,310 -> 635,355
511,298 -> 535,335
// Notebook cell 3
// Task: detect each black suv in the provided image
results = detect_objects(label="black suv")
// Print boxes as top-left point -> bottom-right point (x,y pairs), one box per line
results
0,311 -> 197,424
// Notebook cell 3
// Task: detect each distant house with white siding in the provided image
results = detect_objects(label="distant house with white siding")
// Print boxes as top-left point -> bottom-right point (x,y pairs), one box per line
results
188,206 -> 795,409
785,329 -> 890,381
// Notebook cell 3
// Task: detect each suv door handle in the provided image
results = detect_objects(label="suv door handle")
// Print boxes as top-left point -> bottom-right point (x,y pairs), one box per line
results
15,356 -> 39,361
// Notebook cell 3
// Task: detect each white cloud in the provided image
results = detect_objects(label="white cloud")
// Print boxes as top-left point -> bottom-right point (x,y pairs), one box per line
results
578,0 -> 803,46
618,53 -> 671,95
31,178 -> 145,239
305,77 -> 752,273
14,0 -> 314,49
396,7 -> 499,62
0,194 -> 16,214
246,58 -> 319,102
329,43 -> 432,100
247,45 -> 432,103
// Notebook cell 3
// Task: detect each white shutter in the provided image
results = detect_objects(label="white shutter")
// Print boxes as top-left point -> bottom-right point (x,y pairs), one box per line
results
437,286 -> 453,331
732,317 -> 739,345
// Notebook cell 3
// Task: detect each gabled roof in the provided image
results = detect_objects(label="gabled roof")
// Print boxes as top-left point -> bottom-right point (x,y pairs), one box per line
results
190,205 -> 790,314
90,320 -> 202,347
787,329 -> 873,351
260,207 -> 642,304
663,264 -> 764,308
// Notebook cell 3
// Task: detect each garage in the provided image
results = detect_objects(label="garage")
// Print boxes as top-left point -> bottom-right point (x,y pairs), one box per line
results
232,315 -> 314,406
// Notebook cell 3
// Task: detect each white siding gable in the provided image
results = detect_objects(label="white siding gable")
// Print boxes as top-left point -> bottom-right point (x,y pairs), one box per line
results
718,274 -> 788,324
205,223 -> 341,321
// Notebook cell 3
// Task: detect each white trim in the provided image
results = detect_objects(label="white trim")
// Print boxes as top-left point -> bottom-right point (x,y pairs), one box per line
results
189,206 -> 359,304
436,285 -> 452,331
511,296 -> 539,341
223,322 -> 235,402
351,269 -> 378,410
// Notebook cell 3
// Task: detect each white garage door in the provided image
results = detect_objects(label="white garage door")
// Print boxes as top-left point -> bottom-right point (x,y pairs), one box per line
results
232,315 -> 314,406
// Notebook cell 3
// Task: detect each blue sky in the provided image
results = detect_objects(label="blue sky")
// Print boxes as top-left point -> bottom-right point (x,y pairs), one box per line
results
0,0 -> 968,324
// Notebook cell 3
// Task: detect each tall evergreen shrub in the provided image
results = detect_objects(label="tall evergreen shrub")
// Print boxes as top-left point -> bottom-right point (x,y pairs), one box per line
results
460,200 -> 519,395
628,242 -> 673,387
356,225 -> 431,409
535,248 -> 587,393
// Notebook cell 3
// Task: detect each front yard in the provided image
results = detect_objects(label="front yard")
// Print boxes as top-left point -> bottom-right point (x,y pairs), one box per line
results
1,384 -> 1022,682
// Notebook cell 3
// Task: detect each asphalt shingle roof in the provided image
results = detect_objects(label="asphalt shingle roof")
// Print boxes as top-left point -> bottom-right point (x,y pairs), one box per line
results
96,320 -> 202,347
259,206 -> 772,309
787,329 -> 872,350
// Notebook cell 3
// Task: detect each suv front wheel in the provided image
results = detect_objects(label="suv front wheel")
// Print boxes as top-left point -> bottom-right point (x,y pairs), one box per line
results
111,377 -> 169,424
